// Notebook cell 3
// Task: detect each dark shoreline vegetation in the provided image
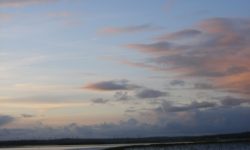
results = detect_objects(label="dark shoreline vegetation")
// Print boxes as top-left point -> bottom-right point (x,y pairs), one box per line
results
0,132 -> 249,148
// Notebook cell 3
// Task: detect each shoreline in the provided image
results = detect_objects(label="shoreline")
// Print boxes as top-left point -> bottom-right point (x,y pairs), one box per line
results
0,132 -> 249,148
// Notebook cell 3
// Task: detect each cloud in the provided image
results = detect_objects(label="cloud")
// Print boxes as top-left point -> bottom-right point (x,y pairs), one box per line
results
194,83 -> 215,90
220,97 -> 250,107
0,98 -> 249,140
125,107 -> 137,113
114,91 -> 131,101
91,98 -> 109,104
0,13 -> 13,22
162,106 -> 250,134
170,80 -> 185,86
156,96 -> 249,114
157,100 -> 217,112
0,53 -> 48,74
46,11 -> 81,26
152,99 -> 250,134
1,106 -> 250,140
136,88 -> 168,99
21,114 -> 34,118
126,41 -> 177,55
84,79 -> 140,91
0,115 -> 15,126
100,24 -> 160,35
0,97 -> 89,111
0,0 -> 58,8
157,29 -> 202,40
119,59 -> 164,72
126,17 -> 250,95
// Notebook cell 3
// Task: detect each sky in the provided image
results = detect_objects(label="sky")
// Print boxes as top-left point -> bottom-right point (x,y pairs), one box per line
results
0,0 -> 250,140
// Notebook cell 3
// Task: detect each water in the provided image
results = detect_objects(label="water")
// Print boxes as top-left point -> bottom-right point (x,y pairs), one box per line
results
126,143 -> 250,150
0,144 -> 116,150
0,143 -> 151,150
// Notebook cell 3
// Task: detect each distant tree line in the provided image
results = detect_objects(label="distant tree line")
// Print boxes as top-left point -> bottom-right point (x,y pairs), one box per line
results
0,131 -> 249,148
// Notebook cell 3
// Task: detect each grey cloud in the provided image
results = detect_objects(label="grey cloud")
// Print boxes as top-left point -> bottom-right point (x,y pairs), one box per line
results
21,114 -> 34,118
1,106 -> 250,140
220,97 -> 250,107
114,91 -> 131,101
226,66 -> 249,75
194,83 -> 215,90
125,108 -> 137,113
170,80 -> 185,86
163,107 -> 250,135
189,101 -> 217,109
91,98 -> 109,104
0,115 -> 15,126
157,97 -> 249,114
152,54 -> 237,78
191,107 -> 250,133
152,55 -> 205,71
136,89 -> 168,99
158,29 -> 202,40
127,41 -> 177,55
84,79 -> 140,91
153,99 -> 250,134
158,100 -> 217,112
194,66 -> 250,77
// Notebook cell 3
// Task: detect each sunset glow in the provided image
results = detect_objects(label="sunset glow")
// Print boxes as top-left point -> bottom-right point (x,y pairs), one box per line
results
0,0 -> 250,140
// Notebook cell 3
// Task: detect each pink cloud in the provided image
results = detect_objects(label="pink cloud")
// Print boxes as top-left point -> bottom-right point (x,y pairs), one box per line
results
100,24 -> 161,35
125,17 -> 250,96
0,0 -> 58,8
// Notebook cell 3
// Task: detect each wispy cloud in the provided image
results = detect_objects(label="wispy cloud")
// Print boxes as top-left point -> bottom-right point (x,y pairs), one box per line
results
100,24 -> 161,35
0,96 -> 90,111
220,97 -> 250,107
126,41 -> 177,55
119,59 -> 165,72
21,114 -> 34,118
0,0 -> 58,8
193,83 -> 215,90
157,100 -> 217,113
0,53 -> 48,74
0,13 -> 13,22
136,88 -> 168,99
91,98 -> 109,104
157,29 -> 202,41
83,79 -> 140,91
126,17 -> 250,96
46,11 -> 82,26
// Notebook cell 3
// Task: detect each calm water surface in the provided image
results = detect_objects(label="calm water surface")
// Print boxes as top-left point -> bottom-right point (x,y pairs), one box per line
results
0,144 -> 118,150
0,143 -> 148,150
